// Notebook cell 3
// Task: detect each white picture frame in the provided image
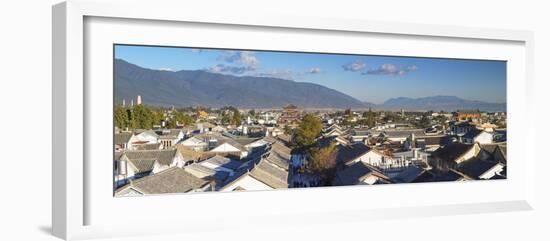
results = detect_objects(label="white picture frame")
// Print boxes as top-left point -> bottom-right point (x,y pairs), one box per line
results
52,0 -> 535,240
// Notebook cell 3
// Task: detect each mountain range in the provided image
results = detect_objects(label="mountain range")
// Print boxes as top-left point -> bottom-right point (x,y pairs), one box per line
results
115,59 -> 365,109
377,96 -> 506,112
114,59 -> 506,112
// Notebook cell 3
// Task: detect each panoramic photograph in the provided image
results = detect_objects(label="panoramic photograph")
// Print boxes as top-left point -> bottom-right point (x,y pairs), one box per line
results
113,44 -> 507,197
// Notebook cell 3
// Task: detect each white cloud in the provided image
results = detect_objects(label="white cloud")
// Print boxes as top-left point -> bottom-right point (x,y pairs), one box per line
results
217,51 -> 259,68
158,67 -> 174,72
207,64 -> 254,75
307,67 -> 322,74
342,60 -> 367,72
364,64 -> 418,76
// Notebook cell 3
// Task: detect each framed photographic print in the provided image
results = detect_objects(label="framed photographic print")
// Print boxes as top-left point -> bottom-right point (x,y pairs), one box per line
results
52,0 -> 535,240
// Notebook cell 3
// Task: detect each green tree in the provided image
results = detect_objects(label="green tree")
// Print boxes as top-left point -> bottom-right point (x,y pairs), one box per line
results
173,110 -> 194,126
363,109 -> 377,127
221,113 -> 231,125
132,105 -> 154,129
294,114 -> 322,148
231,109 -> 242,126
306,142 -> 338,184
248,109 -> 256,117
417,115 -> 431,129
114,105 -> 129,129
126,108 -> 136,129
383,111 -> 401,122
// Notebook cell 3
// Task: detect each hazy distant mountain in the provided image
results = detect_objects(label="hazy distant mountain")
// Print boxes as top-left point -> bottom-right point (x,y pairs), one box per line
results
115,59 -> 367,109
379,96 -> 506,112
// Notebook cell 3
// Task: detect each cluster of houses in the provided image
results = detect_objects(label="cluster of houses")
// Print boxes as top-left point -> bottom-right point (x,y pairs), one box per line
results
306,109 -> 507,186
113,105 -> 507,197
114,124 -> 293,196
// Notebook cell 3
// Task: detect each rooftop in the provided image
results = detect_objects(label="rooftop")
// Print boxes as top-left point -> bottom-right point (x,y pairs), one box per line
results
333,161 -> 390,185
116,167 -> 209,195
123,149 -> 178,166
114,132 -> 133,145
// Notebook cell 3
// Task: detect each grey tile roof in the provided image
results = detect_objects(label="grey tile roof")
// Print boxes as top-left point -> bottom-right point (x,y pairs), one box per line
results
218,144 -> 291,190
233,137 -> 261,146
129,159 -> 157,173
333,161 -> 390,185
114,132 -> 133,145
384,129 -> 426,138
134,143 -> 162,151
249,159 -> 289,189
123,149 -> 178,166
184,163 -> 217,177
216,138 -> 247,152
412,169 -> 473,182
463,128 -> 484,139
410,170 -> 437,183
334,143 -> 371,165
431,143 -> 474,163
117,167 -> 209,194
392,165 -> 426,183
276,134 -> 292,145
457,158 -> 503,179
351,129 -> 370,136
175,144 -> 203,161
194,132 -> 248,152
265,143 -> 292,171
133,129 -> 159,138
202,155 -> 242,170
155,129 -> 183,139
317,135 -> 350,149
185,163 -> 231,185
262,135 -> 278,144
420,135 -> 451,146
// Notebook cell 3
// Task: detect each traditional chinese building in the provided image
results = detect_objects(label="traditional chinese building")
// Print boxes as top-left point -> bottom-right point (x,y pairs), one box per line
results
453,109 -> 481,121
278,104 -> 301,124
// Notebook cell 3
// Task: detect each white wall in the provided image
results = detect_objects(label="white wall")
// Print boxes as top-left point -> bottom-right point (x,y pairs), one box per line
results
220,175 -> 273,191
355,151 -> 385,166
0,0 -> 549,241
474,132 -> 494,145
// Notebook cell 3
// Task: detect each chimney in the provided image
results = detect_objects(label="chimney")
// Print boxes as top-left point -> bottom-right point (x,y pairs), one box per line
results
119,160 -> 127,175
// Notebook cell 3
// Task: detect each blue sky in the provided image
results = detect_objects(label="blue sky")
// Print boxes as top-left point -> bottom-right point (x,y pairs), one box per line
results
115,44 -> 506,104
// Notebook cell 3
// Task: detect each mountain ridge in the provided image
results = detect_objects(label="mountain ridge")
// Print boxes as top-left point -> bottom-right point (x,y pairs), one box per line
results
114,59 -> 367,108
377,95 -> 505,112
115,59 -> 506,111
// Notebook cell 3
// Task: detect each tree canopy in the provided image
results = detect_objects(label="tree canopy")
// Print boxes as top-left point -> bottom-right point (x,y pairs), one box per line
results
113,104 -> 195,130
293,114 -> 322,148
232,109 -> 242,126
306,142 -> 338,184
114,105 -> 129,129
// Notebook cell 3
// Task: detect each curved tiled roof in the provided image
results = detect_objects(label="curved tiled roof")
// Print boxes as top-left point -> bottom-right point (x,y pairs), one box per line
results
333,161 -> 390,185
114,132 -> 133,145
123,149 -> 177,166
117,167 -> 209,195
249,159 -> 288,189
